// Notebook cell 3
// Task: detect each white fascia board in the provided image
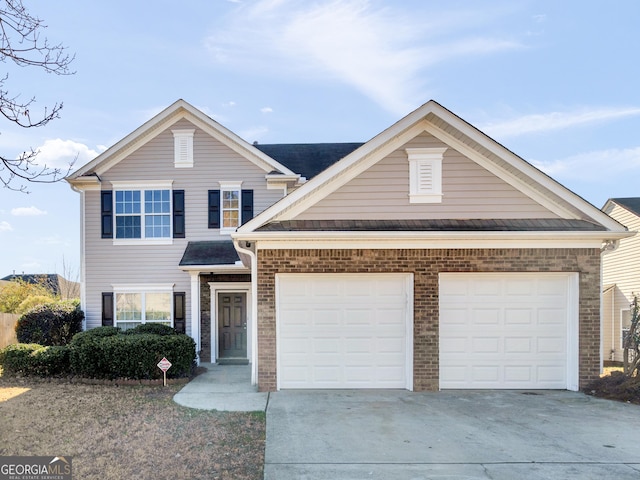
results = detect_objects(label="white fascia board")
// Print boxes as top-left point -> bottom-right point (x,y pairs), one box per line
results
67,99 -> 297,181
68,100 -> 190,179
179,264 -> 250,273
233,229 -> 634,250
66,175 -> 101,191
183,108 -> 296,176
427,107 -> 627,232
237,121 -> 429,233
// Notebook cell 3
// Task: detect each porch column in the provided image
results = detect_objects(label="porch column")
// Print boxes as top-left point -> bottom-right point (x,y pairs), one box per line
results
189,271 -> 201,364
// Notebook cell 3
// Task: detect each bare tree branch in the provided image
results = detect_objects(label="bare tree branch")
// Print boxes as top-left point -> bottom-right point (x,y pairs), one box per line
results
0,0 -> 75,192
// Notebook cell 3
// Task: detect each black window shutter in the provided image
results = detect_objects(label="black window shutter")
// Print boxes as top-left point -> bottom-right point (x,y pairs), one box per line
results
173,190 -> 185,238
173,292 -> 186,334
102,292 -> 114,326
208,190 -> 220,229
241,190 -> 254,225
101,190 -> 113,239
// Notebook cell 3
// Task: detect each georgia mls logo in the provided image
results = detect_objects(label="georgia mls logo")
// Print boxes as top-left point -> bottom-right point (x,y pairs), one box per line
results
0,456 -> 72,480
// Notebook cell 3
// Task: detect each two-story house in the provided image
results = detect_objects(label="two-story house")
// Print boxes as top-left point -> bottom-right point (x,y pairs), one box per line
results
67,99 -> 630,392
602,198 -> 640,364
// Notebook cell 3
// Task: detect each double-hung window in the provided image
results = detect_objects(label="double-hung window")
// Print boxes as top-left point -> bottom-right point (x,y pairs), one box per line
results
110,181 -> 174,243
113,284 -> 173,331
219,181 -> 242,233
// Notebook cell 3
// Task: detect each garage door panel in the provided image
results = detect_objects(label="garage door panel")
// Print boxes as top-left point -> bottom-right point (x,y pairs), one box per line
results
505,309 -> 533,325
504,337 -> 532,353
474,309 -> 501,325
440,273 -> 572,390
278,274 -> 411,389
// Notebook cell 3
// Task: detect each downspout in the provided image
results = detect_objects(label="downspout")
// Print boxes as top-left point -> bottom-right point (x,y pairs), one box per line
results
234,238 -> 258,386
69,183 -> 87,330
601,240 -> 620,367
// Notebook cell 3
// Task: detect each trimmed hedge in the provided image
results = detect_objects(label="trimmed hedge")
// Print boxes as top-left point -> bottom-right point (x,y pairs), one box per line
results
16,301 -> 84,346
125,323 -> 177,336
69,329 -> 195,380
0,326 -> 196,380
0,343 -> 70,377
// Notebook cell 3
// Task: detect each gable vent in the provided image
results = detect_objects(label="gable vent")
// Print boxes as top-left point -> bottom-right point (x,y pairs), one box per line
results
406,147 -> 447,203
172,129 -> 195,168
417,162 -> 434,191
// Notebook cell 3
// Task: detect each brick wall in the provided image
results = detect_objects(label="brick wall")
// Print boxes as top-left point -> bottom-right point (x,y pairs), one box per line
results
256,248 -> 601,392
199,274 -> 251,363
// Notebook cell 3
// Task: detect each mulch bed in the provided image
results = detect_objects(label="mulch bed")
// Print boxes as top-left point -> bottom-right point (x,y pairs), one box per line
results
584,371 -> 640,405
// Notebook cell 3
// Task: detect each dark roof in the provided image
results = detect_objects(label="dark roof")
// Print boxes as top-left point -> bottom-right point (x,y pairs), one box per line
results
611,198 -> 640,216
255,143 -> 363,179
0,274 -> 63,295
256,219 -> 607,232
179,241 -> 240,266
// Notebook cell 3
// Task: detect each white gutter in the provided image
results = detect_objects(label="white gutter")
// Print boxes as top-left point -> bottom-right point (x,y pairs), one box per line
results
234,230 -> 633,242
601,240 -> 620,363
233,238 -> 258,386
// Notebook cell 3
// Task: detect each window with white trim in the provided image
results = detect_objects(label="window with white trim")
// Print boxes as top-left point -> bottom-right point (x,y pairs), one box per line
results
621,308 -> 632,349
406,147 -> 447,203
220,181 -> 242,233
111,181 -> 173,242
113,284 -> 173,331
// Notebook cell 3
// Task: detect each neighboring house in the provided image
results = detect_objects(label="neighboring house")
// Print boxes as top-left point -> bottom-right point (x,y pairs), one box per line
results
601,198 -> 640,363
0,274 -> 80,300
67,99 -> 630,392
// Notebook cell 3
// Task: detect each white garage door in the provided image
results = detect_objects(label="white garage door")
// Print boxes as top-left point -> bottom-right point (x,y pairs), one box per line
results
277,274 -> 412,389
439,273 -> 578,390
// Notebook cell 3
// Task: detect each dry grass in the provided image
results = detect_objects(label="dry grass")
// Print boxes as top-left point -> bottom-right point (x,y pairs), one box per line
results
0,375 -> 265,479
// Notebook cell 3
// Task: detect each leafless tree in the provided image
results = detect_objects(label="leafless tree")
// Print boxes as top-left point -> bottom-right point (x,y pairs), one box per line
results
0,0 -> 74,191
623,294 -> 640,377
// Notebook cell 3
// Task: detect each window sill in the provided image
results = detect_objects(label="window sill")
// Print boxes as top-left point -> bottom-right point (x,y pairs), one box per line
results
113,238 -> 173,246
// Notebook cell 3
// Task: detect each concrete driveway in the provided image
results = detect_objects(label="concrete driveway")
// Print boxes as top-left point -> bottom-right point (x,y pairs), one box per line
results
265,390 -> 640,479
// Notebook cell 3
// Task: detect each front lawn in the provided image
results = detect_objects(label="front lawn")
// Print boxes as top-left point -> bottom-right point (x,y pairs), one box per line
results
0,375 -> 265,479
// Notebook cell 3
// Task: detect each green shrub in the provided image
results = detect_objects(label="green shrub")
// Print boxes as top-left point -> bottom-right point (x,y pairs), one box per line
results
16,301 -> 84,346
0,343 -> 41,375
69,331 -> 195,379
0,344 -> 70,377
30,346 -> 70,376
125,323 -> 177,336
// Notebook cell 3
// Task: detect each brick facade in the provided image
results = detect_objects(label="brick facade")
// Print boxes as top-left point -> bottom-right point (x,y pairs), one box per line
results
199,273 -> 251,363
256,248 -> 601,392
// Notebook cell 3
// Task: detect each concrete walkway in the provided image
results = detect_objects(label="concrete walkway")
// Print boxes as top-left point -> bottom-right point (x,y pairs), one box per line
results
173,363 -> 268,412
265,389 -> 640,480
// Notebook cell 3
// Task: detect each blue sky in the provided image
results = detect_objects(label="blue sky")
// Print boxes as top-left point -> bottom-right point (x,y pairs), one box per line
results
1,0 -> 640,277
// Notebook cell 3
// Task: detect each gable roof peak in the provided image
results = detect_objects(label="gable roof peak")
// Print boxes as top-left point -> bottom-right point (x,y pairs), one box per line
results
66,99 -> 296,183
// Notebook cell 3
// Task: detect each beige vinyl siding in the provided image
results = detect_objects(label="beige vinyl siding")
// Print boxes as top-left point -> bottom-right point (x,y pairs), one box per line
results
602,203 -> 640,362
298,132 -> 558,220
106,119 -> 284,238
82,119 -> 285,330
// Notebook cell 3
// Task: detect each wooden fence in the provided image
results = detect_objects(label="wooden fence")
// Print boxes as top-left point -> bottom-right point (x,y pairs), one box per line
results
0,313 -> 19,348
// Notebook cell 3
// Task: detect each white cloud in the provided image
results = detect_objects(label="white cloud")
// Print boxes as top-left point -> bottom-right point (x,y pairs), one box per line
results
261,107 -> 273,114
240,126 -> 269,143
33,138 -> 102,170
205,0 -> 523,114
481,107 -> 640,138
35,235 -> 69,246
0,221 -> 12,232
11,206 -> 47,216
533,147 -> 640,182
